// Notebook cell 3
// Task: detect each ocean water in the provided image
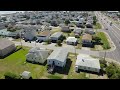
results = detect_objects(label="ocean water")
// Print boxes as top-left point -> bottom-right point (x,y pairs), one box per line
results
0,11 -> 24,15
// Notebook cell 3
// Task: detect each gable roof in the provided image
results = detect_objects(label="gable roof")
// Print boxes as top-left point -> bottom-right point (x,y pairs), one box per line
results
50,32 -> 63,38
37,31 -> 51,37
47,48 -> 68,62
82,34 -> 92,41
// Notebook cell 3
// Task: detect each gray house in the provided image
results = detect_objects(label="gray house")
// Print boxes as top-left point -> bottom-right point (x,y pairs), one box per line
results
26,47 -> 50,64
82,34 -> 92,46
50,32 -> 63,42
61,26 -> 71,32
85,28 -> 95,35
47,48 -> 68,68
0,38 -> 16,57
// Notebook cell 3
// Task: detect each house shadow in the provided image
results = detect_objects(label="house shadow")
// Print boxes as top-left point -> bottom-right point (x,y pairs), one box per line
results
52,58 -> 72,75
0,47 -> 22,59
77,69 -> 102,76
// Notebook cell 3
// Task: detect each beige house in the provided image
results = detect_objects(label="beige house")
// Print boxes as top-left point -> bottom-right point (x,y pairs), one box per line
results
0,38 -> 16,57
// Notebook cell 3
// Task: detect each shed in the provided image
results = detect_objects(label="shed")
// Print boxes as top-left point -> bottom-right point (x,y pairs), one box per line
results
21,71 -> 31,79
26,47 -> 50,64
75,54 -> 100,73
0,38 -> 16,57
47,48 -> 68,67
66,37 -> 78,45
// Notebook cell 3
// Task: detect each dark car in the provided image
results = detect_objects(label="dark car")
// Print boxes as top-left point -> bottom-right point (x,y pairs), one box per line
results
106,28 -> 108,30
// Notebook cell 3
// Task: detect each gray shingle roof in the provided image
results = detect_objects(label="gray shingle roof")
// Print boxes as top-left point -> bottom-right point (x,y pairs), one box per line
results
47,48 -> 68,62
0,38 -> 15,50
50,32 -> 63,38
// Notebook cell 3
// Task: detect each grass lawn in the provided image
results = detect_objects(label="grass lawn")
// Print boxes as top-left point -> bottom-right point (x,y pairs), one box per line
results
94,23 -> 102,29
0,46 -> 47,79
97,32 -> 110,50
51,27 -> 61,34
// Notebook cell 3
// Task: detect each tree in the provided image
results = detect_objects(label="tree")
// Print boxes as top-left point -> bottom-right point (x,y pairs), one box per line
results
93,16 -> 97,25
57,40 -> 62,46
59,35 -> 66,41
45,39 -> 51,44
92,36 -> 101,43
64,19 -> 70,25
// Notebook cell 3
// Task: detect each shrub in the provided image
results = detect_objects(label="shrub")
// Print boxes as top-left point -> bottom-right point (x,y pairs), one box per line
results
57,40 -> 62,46
45,39 -> 51,44
4,72 -> 20,79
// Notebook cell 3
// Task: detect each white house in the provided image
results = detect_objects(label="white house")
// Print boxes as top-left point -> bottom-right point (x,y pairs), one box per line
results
75,54 -> 100,73
26,47 -> 50,64
21,71 -> 31,79
37,31 -> 51,41
50,32 -> 63,42
0,38 -> 16,57
47,48 -> 68,68
66,37 -> 78,45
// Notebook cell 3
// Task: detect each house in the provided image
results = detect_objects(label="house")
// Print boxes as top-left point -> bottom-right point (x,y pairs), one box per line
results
0,38 -> 16,57
61,26 -> 71,32
37,31 -> 51,41
73,28 -> 82,36
75,54 -> 100,73
85,28 -> 95,35
47,48 -> 68,68
82,34 -> 92,46
26,47 -> 50,64
21,71 -> 31,79
23,27 -> 36,41
86,22 -> 93,28
50,32 -> 63,42
66,37 -> 78,45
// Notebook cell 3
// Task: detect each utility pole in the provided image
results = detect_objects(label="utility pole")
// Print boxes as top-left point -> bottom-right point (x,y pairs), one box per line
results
20,32 -> 23,48
104,51 -> 106,60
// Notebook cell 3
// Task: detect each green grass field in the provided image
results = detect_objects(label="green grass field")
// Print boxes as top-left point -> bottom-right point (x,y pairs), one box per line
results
94,23 -> 102,29
0,46 -> 99,79
97,32 -> 110,50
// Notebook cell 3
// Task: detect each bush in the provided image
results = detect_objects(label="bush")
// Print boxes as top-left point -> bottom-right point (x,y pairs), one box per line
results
45,39 -> 51,44
4,72 -> 20,79
59,35 -> 66,41
57,40 -> 62,46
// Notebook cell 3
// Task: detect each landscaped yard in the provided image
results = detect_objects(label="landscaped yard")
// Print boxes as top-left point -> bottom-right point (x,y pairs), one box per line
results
97,32 -> 110,49
94,23 -> 102,29
0,46 -> 106,79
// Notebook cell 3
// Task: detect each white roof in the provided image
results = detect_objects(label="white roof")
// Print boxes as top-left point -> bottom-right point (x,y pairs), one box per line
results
75,54 -> 100,69
21,71 -> 31,76
47,48 -> 68,62
66,37 -> 77,42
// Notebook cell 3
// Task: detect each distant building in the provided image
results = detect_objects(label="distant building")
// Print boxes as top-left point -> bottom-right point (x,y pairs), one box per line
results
37,31 -> 51,41
85,28 -> 95,35
75,54 -> 100,73
0,38 -> 16,57
47,48 -> 68,68
61,26 -> 71,32
50,32 -> 63,42
26,47 -> 50,64
82,34 -> 92,46
66,37 -> 78,45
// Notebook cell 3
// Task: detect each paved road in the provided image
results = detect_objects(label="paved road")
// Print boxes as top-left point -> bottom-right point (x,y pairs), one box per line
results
95,11 -> 120,62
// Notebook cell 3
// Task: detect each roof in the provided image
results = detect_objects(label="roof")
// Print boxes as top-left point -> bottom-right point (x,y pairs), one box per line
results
27,47 -> 49,60
66,37 -> 77,42
75,54 -> 100,69
37,31 -> 51,37
0,38 -> 14,50
21,71 -> 31,76
50,32 -> 63,38
82,34 -> 92,41
47,48 -> 68,62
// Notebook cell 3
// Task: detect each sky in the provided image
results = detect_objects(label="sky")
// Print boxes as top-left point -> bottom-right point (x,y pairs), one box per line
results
0,11 -> 24,15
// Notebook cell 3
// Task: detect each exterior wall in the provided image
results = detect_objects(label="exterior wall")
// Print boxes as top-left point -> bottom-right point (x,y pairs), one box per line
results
0,44 -> 16,57
37,35 -> 50,41
82,40 -> 92,46
47,59 -> 65,67
50,37 -> 58,41
77,65 -> 100,73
